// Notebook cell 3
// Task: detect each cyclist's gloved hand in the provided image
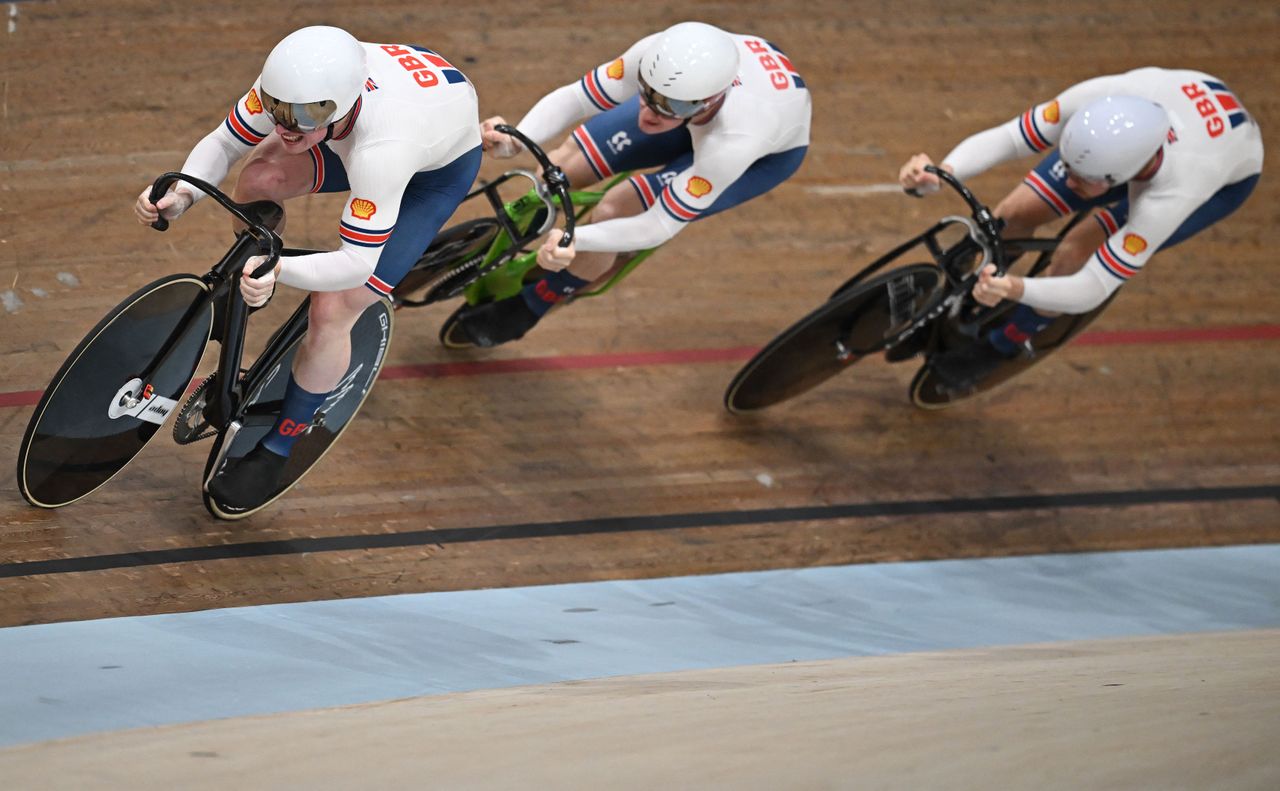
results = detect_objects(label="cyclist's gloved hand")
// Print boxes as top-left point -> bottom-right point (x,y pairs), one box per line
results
537,229 -> 576,271
240,255 -> 279,308
480,115 -> 523,159
898,154 -> 945,196
134,186 -> 194,225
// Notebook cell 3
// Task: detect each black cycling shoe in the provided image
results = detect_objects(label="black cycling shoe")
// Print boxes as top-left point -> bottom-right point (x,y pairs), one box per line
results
207,442 -> 289,512
929,340 -> 1019,393
455,296 -> 542,348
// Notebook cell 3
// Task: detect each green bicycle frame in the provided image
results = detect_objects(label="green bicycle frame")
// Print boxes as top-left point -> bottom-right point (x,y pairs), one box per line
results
462,173 -> 661,305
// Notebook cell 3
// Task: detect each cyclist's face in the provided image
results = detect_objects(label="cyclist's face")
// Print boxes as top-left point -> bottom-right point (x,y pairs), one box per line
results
637,103 -> 686,134
1062,164 -> 1112,198
274,123 -> 329,151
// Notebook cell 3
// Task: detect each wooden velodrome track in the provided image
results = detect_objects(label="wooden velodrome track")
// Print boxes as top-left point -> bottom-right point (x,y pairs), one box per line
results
1,0 -> 1278,784
2,0 -> 1277,624
2,0 -> 1280,778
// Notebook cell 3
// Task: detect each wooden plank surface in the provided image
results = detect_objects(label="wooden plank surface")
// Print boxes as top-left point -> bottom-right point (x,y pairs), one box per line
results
1,0 -> 1277,625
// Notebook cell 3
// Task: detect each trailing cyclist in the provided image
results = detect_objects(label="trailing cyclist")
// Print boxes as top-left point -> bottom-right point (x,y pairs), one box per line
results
898,67 -> 1263,390
456,21 -> 812,347
134,26 -> 482,512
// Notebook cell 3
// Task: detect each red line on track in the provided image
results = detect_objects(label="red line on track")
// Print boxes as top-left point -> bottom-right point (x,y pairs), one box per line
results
3,325 -> 1277,409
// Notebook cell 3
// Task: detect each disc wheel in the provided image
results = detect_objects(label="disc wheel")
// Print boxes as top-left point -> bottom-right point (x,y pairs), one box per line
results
202,297 -> 394,519
18,275 -> 213,507
725,264 -> 943,414
391,219 -> 500,308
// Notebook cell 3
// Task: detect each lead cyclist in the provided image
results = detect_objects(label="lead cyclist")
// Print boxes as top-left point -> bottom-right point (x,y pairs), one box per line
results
134,26 -> 482,512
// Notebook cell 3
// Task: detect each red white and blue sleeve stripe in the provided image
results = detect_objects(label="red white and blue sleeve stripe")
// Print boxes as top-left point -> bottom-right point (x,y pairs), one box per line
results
658,186 -> 704,223
339,220 -> 394,249
224,102 -> 268,147
1095,239 -> 1141,281
1016,104 -> 1053,152
1022,169 -> 1072,216
579,67 -> 622,112
1094,209 -> 1120,237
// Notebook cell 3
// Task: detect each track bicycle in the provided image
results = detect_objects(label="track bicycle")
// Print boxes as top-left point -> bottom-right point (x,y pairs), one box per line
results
724,165 -> 1116,413
388,125 -> 659,348
17,174 -> 393,520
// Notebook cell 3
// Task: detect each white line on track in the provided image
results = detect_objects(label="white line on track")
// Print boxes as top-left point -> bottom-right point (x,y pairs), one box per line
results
805,183 -> 904,197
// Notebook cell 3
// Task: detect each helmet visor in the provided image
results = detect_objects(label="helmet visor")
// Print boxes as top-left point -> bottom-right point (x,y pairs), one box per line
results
260,88 -> 337,132
638,76 -> 711,120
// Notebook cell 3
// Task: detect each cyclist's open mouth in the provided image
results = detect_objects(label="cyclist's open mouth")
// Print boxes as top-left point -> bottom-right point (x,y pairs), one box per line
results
279,130 -> 306,145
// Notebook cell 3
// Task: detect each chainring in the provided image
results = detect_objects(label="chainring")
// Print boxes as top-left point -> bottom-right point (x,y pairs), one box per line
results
173,374 -> 218,444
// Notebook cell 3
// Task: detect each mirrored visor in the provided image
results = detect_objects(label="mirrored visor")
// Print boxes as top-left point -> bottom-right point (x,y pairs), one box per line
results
260,88 -> 337,132
637,76 -> 710,120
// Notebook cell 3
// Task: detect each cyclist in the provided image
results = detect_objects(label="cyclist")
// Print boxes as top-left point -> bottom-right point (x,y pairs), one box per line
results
898,67 -> 1263,389
134,26 -> 482,512
456,20 -> 812,347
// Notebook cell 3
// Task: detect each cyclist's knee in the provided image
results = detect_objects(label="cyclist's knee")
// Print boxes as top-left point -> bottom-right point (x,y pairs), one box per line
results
1047,219 -> 1107,276
306,288 -> 372,334
590,183 -> 643,223
549,139 -> 597,187
236,146 -> 314,202
994,184 -> 1055,239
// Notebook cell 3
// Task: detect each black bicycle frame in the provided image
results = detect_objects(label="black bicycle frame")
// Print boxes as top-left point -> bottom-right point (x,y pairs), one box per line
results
146,172 -> 286,430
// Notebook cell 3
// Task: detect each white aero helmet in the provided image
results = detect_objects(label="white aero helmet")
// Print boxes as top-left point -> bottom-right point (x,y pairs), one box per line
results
1058,95 -> 1170,185
260,26 -> 367,132
637,21 -> 740,119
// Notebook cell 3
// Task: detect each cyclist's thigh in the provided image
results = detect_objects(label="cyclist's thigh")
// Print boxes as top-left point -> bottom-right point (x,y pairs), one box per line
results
1103,173 -> 1261,252
308,286 -> 382,336
573,95 -> 692,182
362,145 -> 483,300
591,176 -> 647,221
626,146 -> 807,223
698,145 -> 808,219
1047,214 -> 1109,276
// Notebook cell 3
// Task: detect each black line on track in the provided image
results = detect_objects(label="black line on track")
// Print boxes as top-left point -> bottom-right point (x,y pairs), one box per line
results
3,484 -> 1277,578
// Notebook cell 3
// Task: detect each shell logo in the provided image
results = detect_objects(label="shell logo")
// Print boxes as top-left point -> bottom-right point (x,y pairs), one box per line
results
350,198 -> 377,220
1042,100 -> 1060,124
606,58 -> 625,80
1122,233 -> 1148,255
686,176 -> 713,199
246,89 -> 263,115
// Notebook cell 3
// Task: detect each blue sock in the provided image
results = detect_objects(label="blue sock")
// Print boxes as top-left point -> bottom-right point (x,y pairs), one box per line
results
987,304 -> 1053,355
260,376 -> 329,457
520,270 -> 590,317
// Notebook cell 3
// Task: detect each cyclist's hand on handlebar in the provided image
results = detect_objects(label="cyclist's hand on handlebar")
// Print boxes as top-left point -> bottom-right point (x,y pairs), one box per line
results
899,154 -> 946,196
240,255 -> 279,308
481,116 -> 523,159
537,229 -> 575,271
973,263 -> 1024,307
134,186 -> 193,226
